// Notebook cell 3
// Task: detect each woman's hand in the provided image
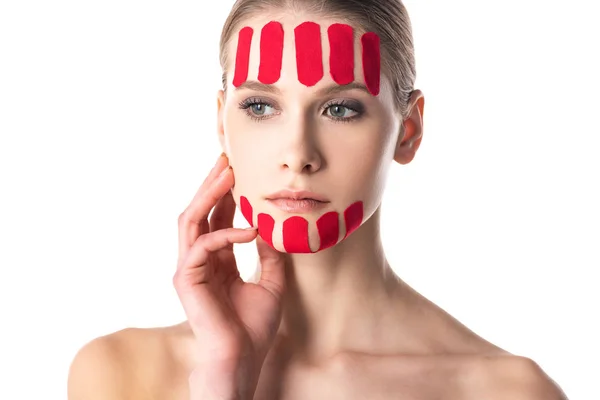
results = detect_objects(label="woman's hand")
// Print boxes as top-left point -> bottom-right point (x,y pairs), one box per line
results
173,153 -> 286,396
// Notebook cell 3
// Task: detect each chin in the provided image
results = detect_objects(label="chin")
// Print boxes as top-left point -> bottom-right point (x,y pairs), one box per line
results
239,195 -> 364,253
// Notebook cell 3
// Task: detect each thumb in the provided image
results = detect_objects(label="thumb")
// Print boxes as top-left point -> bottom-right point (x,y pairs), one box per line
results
255,235 -> 286,301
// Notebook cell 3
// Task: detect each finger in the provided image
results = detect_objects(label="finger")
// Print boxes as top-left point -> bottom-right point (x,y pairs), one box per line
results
177,166 -> 234,261
202,153 -> 229,190
182,153 -> 229,229
172,227 -> 257,343
176,153 -> 228,257
200,218 -> 209,237
176,227 -> 258,275
209,189 -> 236,233
255,235 -> 286,301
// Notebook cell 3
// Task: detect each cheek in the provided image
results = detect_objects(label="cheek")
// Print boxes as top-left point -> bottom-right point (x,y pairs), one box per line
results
223,111 -> 258,158
327,135 -> 386,181
325,143 -> 389,214
224,120 -> 272,200
228,151 -> 263,199
225,107 -> 287,170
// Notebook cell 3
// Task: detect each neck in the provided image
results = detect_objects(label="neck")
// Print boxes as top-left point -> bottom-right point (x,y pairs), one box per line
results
254,206 -> 407,364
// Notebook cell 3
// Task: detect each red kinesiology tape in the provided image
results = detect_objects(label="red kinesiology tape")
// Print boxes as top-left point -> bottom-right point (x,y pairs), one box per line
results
240,195 -> 253,227
343,201 -> 364,239
257,213 -> 275,248
233,27 -> 253,87
361,32 -> 380,96
258,21 -> 284,84
327,23 -> 354,85
316,211 -> 339,251
294,21 -> 323,87
242,197 -> 364,253
282,216 -> 312,253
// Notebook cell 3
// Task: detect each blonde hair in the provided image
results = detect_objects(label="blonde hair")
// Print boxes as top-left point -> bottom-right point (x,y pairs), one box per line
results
218,0 -> 417,119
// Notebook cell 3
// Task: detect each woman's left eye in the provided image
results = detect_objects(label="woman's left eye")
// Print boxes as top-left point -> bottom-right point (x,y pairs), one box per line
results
326,105 -> 358,119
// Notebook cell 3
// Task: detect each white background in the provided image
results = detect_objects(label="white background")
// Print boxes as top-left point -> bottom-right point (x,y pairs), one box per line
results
1,0 -> 598,399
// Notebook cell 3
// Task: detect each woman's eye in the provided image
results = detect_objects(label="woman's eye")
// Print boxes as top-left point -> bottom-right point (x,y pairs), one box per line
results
326,105 -> 358,119
241,100 -> 361,123
249,103 -> 274,116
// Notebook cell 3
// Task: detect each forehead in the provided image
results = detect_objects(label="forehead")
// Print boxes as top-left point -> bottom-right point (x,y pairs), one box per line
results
227,15 -> 381,96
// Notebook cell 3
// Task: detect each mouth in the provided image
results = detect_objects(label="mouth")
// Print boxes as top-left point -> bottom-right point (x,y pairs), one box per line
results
266,198 -> 328,213
266,189 -> 329,202
265,189 -> 330,213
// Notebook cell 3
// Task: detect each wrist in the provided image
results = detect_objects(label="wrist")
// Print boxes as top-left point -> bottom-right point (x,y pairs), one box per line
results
189,356 -> 261,400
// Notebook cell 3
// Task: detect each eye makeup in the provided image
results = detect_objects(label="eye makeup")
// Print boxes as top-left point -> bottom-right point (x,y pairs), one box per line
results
237,97 -> 364,123
237,97 -> 280,121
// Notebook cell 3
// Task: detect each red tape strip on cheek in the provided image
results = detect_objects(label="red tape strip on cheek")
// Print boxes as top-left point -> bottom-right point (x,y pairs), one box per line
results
361,32 -> 381,96
233,27 -> 253,87
283,216 -> 312,253
328,23 -> 354,85
294,21 -> 323,87
257,213 -> 275,248
258,21 -> 284,84
343,201 -> 364,239
240,196 -> 253,227
317,211 -> 339,251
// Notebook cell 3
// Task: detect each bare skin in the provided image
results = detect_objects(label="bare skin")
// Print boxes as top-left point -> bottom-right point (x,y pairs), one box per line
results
67,86 -> 567,400
67,152 -> 566,399
73,300 -> 565,400
68,11 -> 568,400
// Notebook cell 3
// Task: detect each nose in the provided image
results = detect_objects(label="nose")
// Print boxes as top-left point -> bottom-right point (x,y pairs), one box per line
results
278,118 -> 323,174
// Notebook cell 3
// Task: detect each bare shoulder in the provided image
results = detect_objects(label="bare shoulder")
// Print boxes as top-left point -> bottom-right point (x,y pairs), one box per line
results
465,355 -> 569,400
68,328 -> 139,399
67,327 -> 176,400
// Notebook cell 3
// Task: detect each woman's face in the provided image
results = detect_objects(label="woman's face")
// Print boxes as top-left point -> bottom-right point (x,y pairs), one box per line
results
217,14 -> 402,253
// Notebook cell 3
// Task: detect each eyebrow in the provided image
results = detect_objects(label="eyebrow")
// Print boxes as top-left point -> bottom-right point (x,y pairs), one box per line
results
234,80 -> 371,96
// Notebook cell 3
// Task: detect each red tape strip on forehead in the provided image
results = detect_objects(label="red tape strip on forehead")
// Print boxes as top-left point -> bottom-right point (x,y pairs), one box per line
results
361,32 -> 381,96
294,21 -> 324,87
258,21 -> 284,84
233,27 -> 253,87
328,23 -> 354,85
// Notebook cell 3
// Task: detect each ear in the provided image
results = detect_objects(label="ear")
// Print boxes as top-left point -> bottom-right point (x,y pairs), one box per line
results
394,89 -> 425,165
216,89 -> 226,154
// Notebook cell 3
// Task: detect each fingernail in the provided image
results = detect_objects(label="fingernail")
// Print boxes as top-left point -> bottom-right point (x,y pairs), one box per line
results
245,226 -> 258,231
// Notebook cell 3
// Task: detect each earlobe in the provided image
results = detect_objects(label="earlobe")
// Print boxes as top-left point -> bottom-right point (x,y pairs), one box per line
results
394,89 -> 425,165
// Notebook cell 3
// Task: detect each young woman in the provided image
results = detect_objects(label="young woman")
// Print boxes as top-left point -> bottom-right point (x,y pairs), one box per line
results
68,0 -> 567,398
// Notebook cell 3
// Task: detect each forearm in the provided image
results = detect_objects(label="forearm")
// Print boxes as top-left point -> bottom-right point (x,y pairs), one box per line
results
188,357 -> 261,400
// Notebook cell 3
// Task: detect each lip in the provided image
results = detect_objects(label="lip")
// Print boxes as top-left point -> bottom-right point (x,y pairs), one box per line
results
265,189 -> 330,213
267,198 -> 329,213
266,189 -> 329,202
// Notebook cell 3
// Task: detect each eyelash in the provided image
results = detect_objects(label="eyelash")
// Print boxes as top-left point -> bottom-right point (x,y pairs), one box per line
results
237,97 -> 363,124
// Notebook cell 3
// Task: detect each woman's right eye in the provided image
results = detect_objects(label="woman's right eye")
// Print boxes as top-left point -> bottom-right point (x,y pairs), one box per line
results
249,103 -> 273,116
239,99 -> 278,121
